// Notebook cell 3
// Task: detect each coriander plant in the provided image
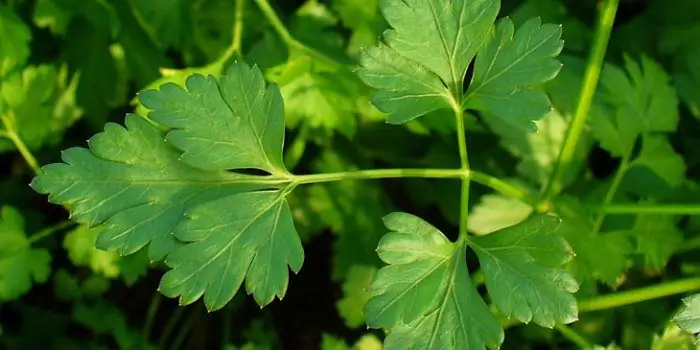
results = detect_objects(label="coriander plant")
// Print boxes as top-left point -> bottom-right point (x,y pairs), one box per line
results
3,0 -> 700,348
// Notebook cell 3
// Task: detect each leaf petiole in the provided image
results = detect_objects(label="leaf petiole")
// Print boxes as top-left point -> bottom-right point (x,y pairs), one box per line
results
597,203 -> 700,215
291,168 -> 467,185
541,0 -> 620,203
577,277 -> 700,312
1,113 -> 41,174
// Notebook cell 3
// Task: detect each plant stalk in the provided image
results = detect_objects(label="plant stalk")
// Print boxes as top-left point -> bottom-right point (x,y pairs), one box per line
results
578,277 -> 700,312
541,0 -> 620,204
591,149 -> 632,234
1,114 -> 41,174
600,203 -> 700,215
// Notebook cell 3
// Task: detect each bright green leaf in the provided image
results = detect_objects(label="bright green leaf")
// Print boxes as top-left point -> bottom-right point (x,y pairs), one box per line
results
63,225 -> 120,278
332,0 -> 385,55
0,3 -> 31,77
465,17 -> 563,132
629,213 -> 683,271
31,62 -> 303,311
471,214 -> 579,327
0,206 -> 51,301
337,265 -> 377,328
467,193 -> 532,235
365,212 -> 503,349
139,63 -> 288,174
591,55 -> 679,156
357,0 -> 499,124
674,293 -> 700,343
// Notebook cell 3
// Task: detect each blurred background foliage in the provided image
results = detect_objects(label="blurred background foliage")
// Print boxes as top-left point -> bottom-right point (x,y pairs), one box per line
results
0,0 -> 700,349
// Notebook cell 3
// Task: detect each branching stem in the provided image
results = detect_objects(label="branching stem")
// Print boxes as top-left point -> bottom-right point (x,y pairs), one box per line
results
541,0 -> 620,204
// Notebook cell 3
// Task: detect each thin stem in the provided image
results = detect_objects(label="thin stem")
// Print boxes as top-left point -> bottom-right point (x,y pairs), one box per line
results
455,107 -> 471,239
27,220 -> 75,245
253,0 -> 340,66
170,311 -> 197,350
142,292 -> 162,345
470,172 -> 536,206
216,0 -> 245,65
578,277 -> 700,312
591,150 -> 632,233
599,203 -> 700,215
555,323 -> 592,348
1,114 -> 41,174
541,0 -> 620,203
292,168 -> 466,185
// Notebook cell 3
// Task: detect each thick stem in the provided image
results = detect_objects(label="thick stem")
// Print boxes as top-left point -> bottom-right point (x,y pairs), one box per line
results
541,0 -> 620,204
578,277 -> 700,312
454,107 -> 471,240
292,168 -> 466,185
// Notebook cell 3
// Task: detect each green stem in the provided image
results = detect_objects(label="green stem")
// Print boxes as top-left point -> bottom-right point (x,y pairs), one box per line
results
170,311 -> 197,350
253,0 -> 340,66
541,0 -> 620,204
578,277 -> 700,312
455,107 -> 471,239
470,172 -> 535,206
142,292 -> 162,345
292,168 -> 466,185
1,114 -> 41,174
216,0 -> 245,65
591,150 -> 632,234
599,203 -> 700,215
555,323 -> 592,348
27,220 -> 75,245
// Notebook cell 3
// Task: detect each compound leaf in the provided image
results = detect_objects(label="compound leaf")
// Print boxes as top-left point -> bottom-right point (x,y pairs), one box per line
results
470,214 -> 579,328
629,213 -> 683,271
357,0 -> 499,124
465,17 -> 563,132
0,206 -> 51,301
365,212 -> 503,350
674,293 -> 700,343
591,56 -> 679,156
139,63 -> 287,174
31,62 -> 302,311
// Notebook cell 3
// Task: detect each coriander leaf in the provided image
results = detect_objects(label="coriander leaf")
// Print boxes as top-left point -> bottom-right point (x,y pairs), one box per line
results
626,134 -> 686,192
591,55 -> 679,156
139,63 -> 287,175
337,265 -> 377,328
365,212 -> 503,349
674,293 -> 700,343
357,0 -> 499,124
32,62 -> 303,311
63,225 -> 120,278
0,3 -> 31,77
465,17 -> 563,132
332,0 -> 386,56
126,0 -> 190,49
629,213 -> 683,271
467,193 -> 533,235
555,196 -> 633,287
0,206 -> 51,301
651,322 -> 696,349
471,215 -> 579,327
673,49 -> 700,119
267,56 -> 359,138
33,0 -> 74,35
0,64 -> 82,153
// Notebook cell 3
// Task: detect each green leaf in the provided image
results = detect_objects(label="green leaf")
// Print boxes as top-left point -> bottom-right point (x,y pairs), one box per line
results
139,63 -> 287,175
465,17 -> 563,132
357,0 -> 499,124
31,62 -> 302,311
554,197 -> 633,287
332,0 -> 385,55
673,49 -> 700,119
591,55 -> 679,156
623,134 -> 686,197
33,0 -> 74,35
337,265 -> 377,328
467,193 -> 533,235
63,225 -> 120,278
0,3 -> 31,77
470,214 -> 579,327
0,206 -> 51,301
0,64 -> 82,152
674,293 -> 700,343
365,212 -> 503,349
629,213 -> 683,271
126,0 -> 190,49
